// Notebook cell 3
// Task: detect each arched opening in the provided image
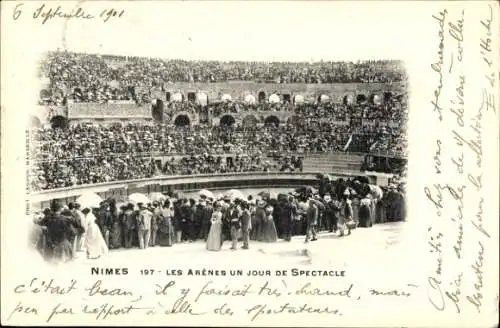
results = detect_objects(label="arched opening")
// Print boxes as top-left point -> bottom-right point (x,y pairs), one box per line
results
220,115 -> 236,127
50,115 -> 68,129
264,115 -> 280,127
174,115 -> 190,127
242,115 -> 258,127
384,92 -> 393,103
39,89 -> 51,100
357,94 -> 367,103
29,115 -> 42,128
258,91 -> 266,103
187,92 -> 196,102
166,92 -> 171,102
152,99 -> 164,122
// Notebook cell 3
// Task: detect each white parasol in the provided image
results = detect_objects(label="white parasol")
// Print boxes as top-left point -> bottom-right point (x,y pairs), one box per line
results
225,189 -> 245,201
221,94 -> 232,101
76,193 -> 103,209
369,184 -> 383,200
320,94 -> 330,102
199,189 -> 214,199
128,193 -> 150,204
149,192 -> 167,202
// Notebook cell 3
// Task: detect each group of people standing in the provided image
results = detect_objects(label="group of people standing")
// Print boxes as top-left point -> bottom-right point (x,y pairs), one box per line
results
31,181 -> 405,263
32,201 -> 109,263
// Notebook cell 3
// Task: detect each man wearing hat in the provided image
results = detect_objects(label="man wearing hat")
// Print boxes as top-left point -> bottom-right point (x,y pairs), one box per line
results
69,202 -> 85,253
323,194 -> 340,233
97,201 -> 112,248
199,198 -> 213,241
122,203 -> 136,248
229,203 -> 242,250
137,203 -> 153,249
305,198 -> 318,243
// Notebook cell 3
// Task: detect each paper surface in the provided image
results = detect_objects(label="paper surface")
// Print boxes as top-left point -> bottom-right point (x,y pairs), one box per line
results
1,1 -> 499,326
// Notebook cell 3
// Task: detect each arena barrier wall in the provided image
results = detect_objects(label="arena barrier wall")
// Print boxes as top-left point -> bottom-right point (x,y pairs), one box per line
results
29,170 -> 365,211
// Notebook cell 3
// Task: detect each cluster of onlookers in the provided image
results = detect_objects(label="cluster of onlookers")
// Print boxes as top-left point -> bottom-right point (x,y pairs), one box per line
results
30,177 -> 406,263
31,123 -> 354,161
38,51 -> 406,105
29,120 -> 407,191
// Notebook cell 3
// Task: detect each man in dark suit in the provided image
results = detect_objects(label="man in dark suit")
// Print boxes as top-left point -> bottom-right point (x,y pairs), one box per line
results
122,203 -> 136,248
96,202 -> 112,247
280,197 -> 294,242
229,202 -> 241,250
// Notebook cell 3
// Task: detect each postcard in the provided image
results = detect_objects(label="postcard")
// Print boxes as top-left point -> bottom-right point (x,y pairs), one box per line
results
1,1 -> 498,326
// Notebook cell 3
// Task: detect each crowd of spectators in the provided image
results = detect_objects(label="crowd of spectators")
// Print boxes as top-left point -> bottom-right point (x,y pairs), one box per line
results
30,120 -> 406,191
39,51 -> 406,105
34,51 -> 408,191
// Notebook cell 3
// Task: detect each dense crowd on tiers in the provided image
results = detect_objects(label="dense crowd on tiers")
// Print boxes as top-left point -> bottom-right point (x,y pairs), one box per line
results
38,51 -> 406,105
30,177 -> 406,263
29,119 -> 408,191
166,92 -> 408,122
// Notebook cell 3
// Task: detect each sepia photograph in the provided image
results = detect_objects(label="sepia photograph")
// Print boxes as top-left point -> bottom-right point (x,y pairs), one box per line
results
29,52 -> 409,267
1,1 -> 498,326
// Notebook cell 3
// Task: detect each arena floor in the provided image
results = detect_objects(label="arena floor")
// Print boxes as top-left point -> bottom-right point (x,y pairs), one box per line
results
70,221 -> 412,283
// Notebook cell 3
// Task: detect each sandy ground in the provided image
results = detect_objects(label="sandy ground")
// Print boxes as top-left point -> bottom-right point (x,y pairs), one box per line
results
72,222 -> 412,282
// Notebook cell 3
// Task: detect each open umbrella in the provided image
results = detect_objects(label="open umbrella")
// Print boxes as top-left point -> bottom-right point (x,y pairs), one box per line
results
199,189 -> 214,199
128,193 -> 150,204
149,192 -> 167,202
76,193 -> 103,209
369,184 -> 383,200
225,189 -> 245,201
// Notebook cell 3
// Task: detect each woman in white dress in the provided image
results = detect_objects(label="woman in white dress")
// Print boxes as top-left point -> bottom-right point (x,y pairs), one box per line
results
206,204 -> 223,251
82,208 -> 108,259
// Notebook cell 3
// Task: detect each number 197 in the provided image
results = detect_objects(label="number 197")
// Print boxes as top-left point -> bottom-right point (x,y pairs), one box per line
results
140,269 -> 155,275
